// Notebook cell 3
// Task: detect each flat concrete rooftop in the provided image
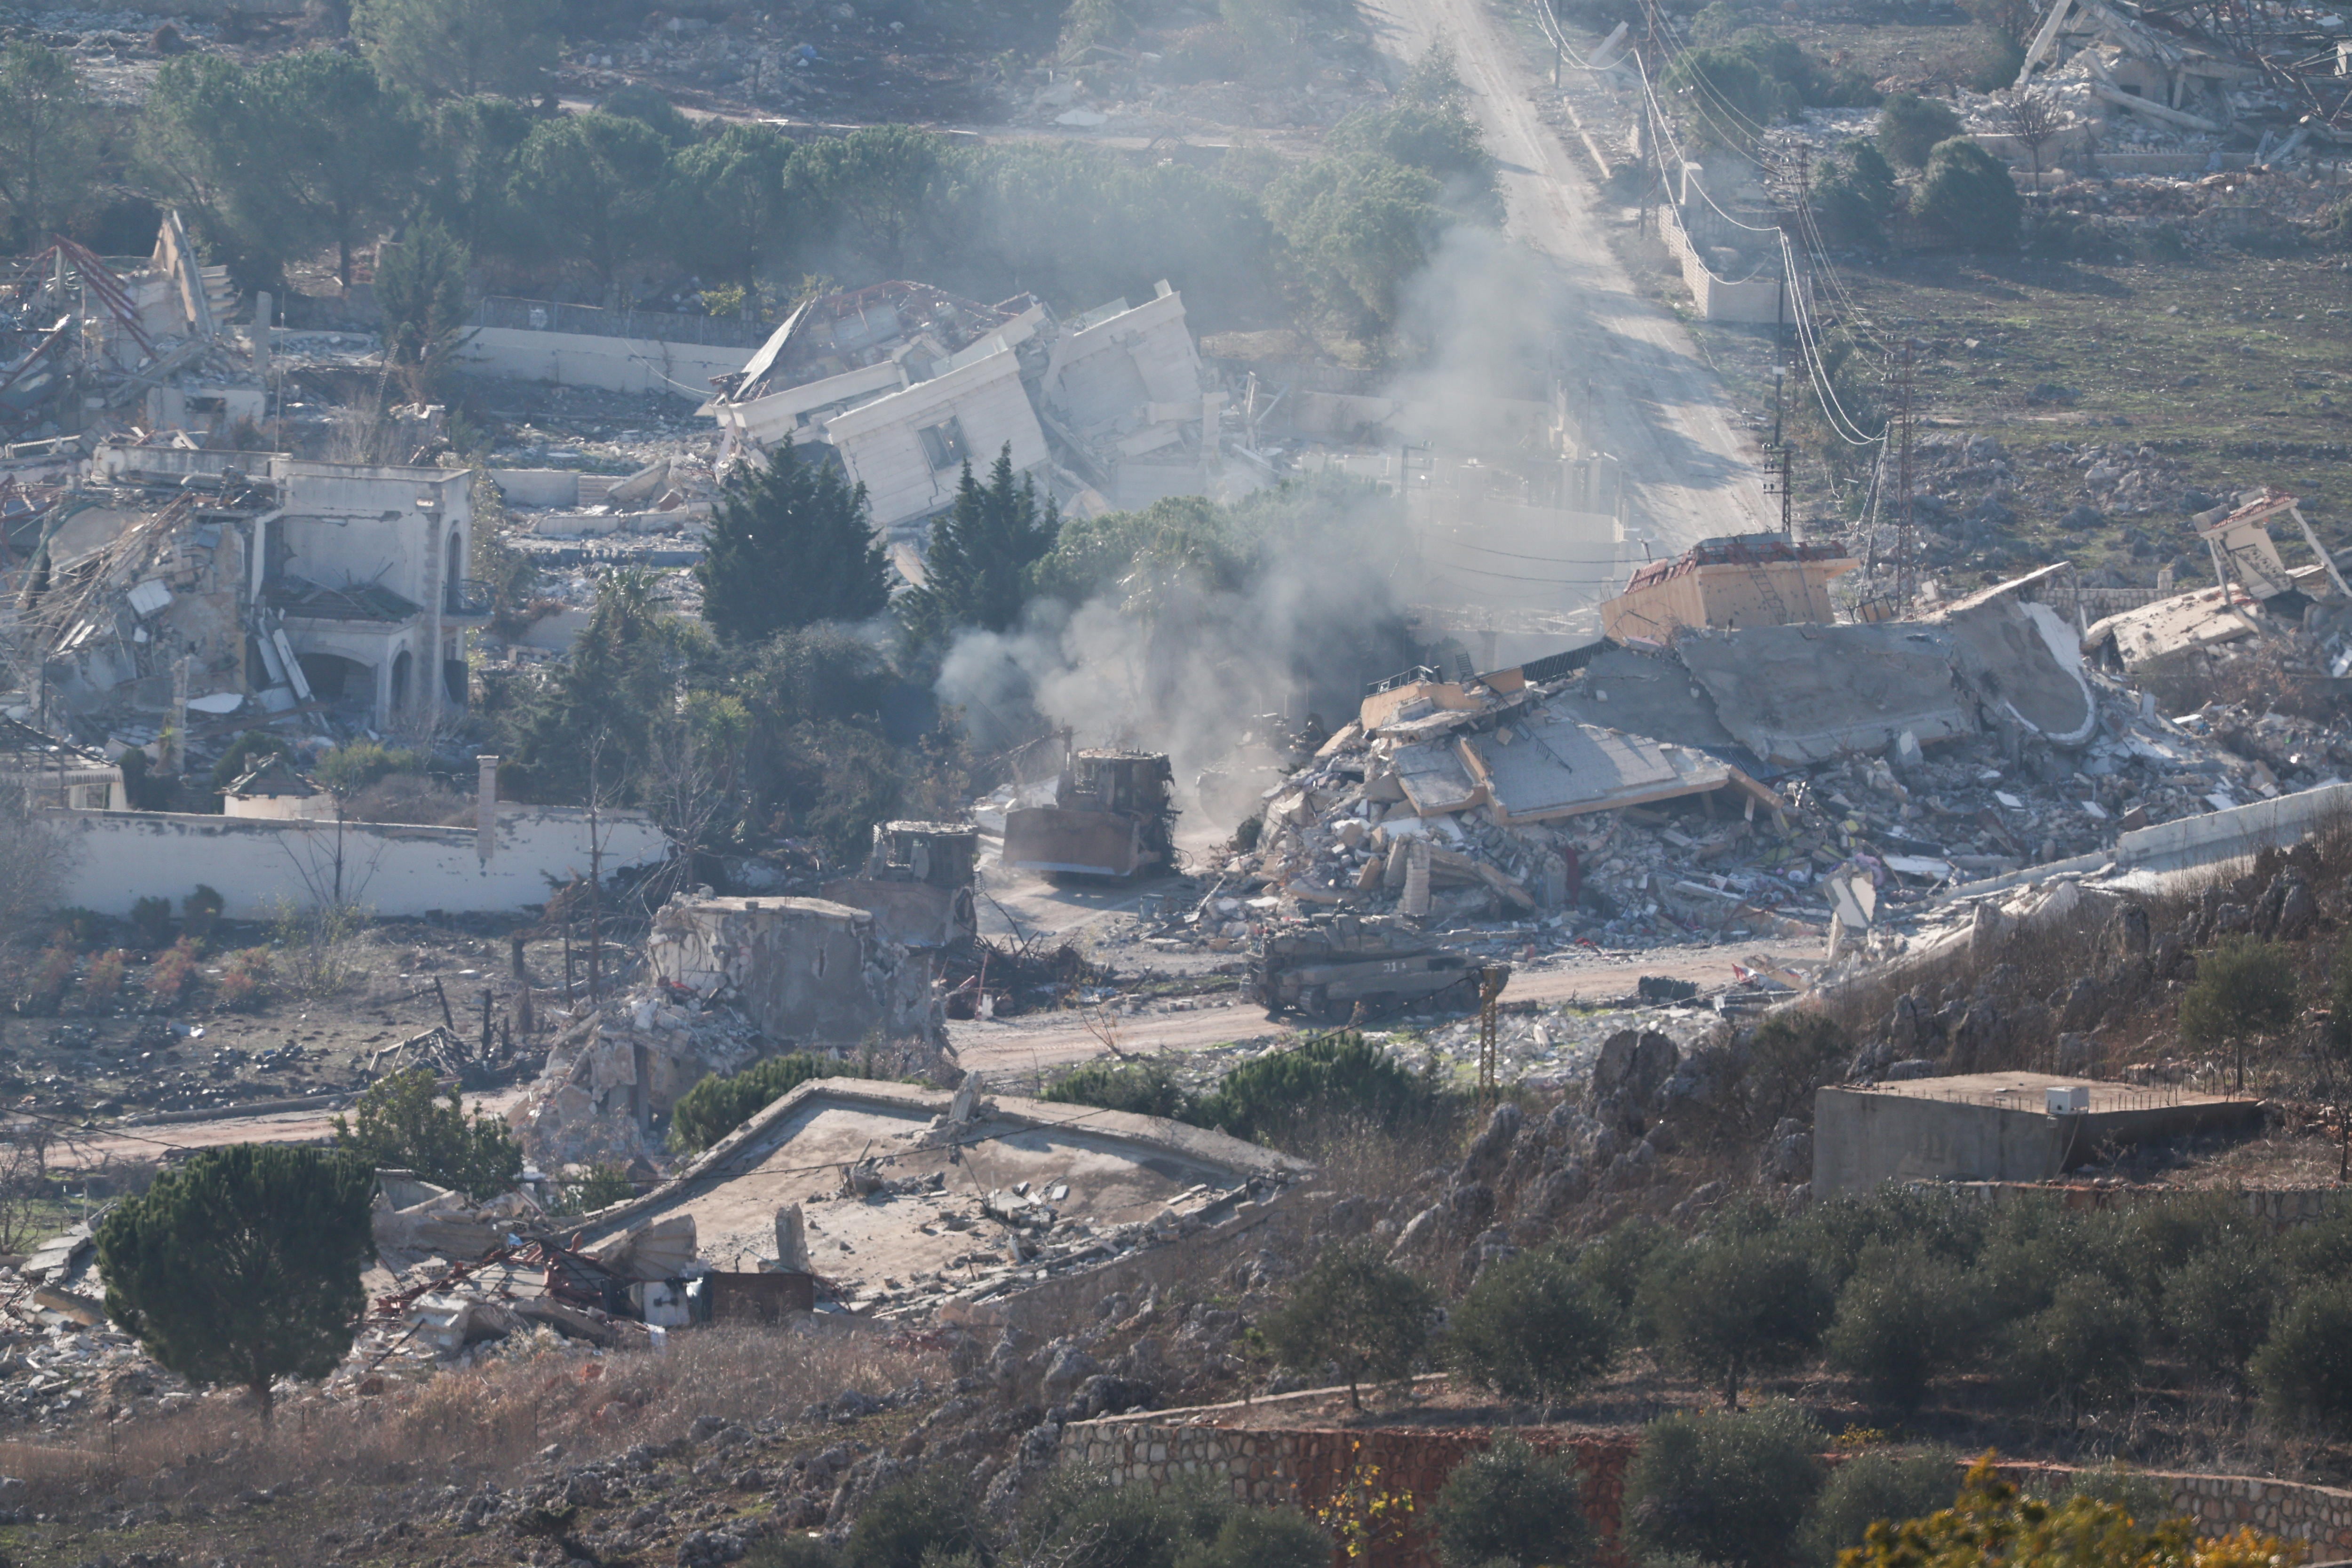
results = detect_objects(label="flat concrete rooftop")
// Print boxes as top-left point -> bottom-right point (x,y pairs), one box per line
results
1854,1072 -> 2252,1115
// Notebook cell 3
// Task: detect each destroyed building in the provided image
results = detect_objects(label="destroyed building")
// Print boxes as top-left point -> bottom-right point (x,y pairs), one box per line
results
568,1076 -> 1308,1325
21,443 -> 486,732
1600,535 -> 1859,642
703,279 -> 1227,537
820,820 -> 981,951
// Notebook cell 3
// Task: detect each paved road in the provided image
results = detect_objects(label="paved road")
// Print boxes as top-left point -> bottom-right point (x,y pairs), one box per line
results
1359,0 -> 1768,560
949,936 -> 1817,1076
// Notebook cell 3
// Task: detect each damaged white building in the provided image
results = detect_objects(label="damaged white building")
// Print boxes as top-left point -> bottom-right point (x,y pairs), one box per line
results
702,279 -> 1229,538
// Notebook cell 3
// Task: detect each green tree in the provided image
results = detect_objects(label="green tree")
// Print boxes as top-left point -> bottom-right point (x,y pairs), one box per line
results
669,1051 -> 854,1154
1260,1240 -> 1436,1409
1824,1239 -> 1976,1410
787,124 -> 946,278
897,447 -> 1059,658
2179,933 -> 2297,1094
376,217 -> 471,393
1812,139 -> 1898,248
2160,1245 -> 2277,1382
257,50 -> 423,287
2320,931 -> 2352,1178
2003,1273 -> 2146,1425
1876,92 -> 1963,168
2251,1283 -> 2352,1435
1262,155 -> 1443,338
0,43 -> 96,250
508,111 -> 673,295
1798,1448 -> 1961,1568
1912,136 -> 2022,251
1429,1437 -> 1595,1568
1663,44 -> 1798,150
332,1064 -> 523,1197
1625,1400 -> 1827,1568
423,94 -> 537,256
844,1470 -> 991,1568
137,55 -> 294,288
354,0 -> 559,99
695,441 -> 890,643
96,1144 -> 374,1420
666,123 -> 795,288
1446,1242 -> 1617,1405
1639,1230 -> 1833,1407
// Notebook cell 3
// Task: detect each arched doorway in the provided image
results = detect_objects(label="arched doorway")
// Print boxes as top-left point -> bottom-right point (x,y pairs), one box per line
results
446,530 -> 463,606
390,649 -> 413,714
295,653 -> 374,716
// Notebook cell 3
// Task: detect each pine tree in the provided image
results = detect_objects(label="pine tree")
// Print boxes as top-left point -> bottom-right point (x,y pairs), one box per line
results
694,441 -> 890,644
96,1145 -> 375,1421
898,446 -> 1059,658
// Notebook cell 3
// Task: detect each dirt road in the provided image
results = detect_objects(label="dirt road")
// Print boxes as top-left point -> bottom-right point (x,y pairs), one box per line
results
948,936 -> 1817,1076
1360,0 -> 1767,558
45,1087 -> 532,1171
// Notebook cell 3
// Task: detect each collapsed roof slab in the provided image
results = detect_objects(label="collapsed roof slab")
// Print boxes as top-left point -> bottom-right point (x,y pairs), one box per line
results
1455,715 -> 1778,824
1675,574 -> 2097,764
572,1078 -> 1308,1322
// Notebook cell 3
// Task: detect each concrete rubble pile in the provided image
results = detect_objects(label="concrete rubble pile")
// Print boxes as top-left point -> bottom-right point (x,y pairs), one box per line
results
1147,554 -> 2352,978
506,981 -> 775,1170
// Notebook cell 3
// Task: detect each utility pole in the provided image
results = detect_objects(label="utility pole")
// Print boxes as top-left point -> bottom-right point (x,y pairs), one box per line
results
1895,343 -> 1917,614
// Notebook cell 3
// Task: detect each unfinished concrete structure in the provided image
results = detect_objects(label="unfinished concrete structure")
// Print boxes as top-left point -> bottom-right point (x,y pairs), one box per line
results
703,280 -> 1223,538
571,1076 -> 1308,1323
1600,535 -> 1857,641
2084,490 -> 2345,685
1813,1073 -> 2263,1194
0,715 -> 121,810
646,894 -> 940,1048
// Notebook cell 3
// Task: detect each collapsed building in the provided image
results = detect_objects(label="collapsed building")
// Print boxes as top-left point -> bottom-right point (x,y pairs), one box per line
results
10,442 -> 485,736
1,216 -> 258,445
702,279 -> 1232,538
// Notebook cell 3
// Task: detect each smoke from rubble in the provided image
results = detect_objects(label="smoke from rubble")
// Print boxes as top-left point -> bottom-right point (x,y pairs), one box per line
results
1383,225 -> 1563,446
935,489 -> 1417,831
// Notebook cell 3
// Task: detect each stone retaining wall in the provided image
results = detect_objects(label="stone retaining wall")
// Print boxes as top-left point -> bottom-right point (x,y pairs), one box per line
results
1066,1407 -> 2352,1567
1064,1415 -> 1637,1568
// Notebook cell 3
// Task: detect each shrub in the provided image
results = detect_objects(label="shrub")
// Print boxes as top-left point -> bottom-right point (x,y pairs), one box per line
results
1429,1436 -> 1594,1568
1260,1240 -> 1436,1408
2181,934 -> 2297,1092
563,1162 -> 638,1213
1877,92 -> 1962,167
1446,1242 -> 1616,1404
2004,1274 -> 2146,1422
1824,1240 -> 1976,1409
1912,137 -> 2021,250
1638,1231 -> 1832,1407
2062,1462 -> 2169,1520
2251,1283 -> 2352,1434
843,1469 -> 991,1568
215,947 -> 271,1011
143,936 -> 199,1008
1843,1458 -> 2290,1568
1189,1030 -> 1437,1145
333,1065 -> 523,1198
1797,1448 -> 1961,1567
1812,140 -> 1899,249
26,943 -> 76,1011
82,947 -> 127,1003
128,895 -> 174,949
1624,1399 -> 1827,1568
317,739 -> 427,797
182,884 -> 224,943
1740,1007 -> 1850,1132
208,730 -> 293,792
1172,1507 -> 1329,1568
1662,45 -> 1796,150
1039,1058 -> 1193,1121
669,1051 -> 859,1154
1572,1216 -> 1677,1323
2160,1246 -> 2277,1381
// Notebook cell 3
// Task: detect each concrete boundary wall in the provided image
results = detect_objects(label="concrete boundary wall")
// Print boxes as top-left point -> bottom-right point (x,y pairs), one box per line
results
454,327 -> 752,397
41,805 -> 670,917
1656,203 -> 1783,324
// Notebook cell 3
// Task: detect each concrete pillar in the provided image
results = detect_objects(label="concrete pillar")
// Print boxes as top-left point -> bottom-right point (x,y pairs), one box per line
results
421,515 -> 445,728
167,657 -> 190,775
476,753 -> 498,862
252,290 -> 271,387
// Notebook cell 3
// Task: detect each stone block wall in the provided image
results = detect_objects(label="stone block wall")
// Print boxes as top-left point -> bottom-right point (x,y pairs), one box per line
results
1063,1415 -> 1637,1568
1065,1411 -> 2352,1567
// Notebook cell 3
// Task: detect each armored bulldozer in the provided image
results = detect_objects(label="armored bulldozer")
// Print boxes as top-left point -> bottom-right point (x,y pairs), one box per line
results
1001,748 -> 1176,879
1253,912 -> 1497,1021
